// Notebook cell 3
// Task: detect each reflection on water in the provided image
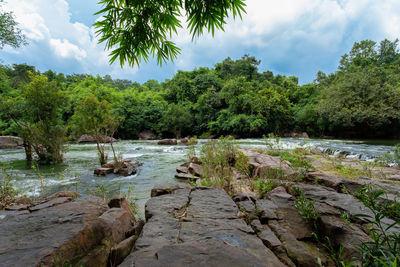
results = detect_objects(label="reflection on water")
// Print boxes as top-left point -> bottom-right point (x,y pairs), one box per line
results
0,138 -> 397,214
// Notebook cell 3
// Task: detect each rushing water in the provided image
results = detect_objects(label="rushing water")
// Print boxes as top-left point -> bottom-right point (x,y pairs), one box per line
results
0,138 -> 397,214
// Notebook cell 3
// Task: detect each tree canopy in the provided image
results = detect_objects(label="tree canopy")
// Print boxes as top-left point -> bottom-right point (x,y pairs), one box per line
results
1,39 -> 400,159
94,0 -> 246,67
0,0 -> 26,49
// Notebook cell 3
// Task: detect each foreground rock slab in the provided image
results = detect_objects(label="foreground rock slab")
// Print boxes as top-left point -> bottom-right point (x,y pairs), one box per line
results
0,194 -> 137,266
120,186 -> 285,267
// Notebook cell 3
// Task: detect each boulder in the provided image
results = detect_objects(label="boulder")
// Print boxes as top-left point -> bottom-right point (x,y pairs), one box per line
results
188,162 -> 203,177
176,165 -> 188,173
0,196 -> 136,266
77,134 -> 116,143
180,137 -> 189,144
174,172 -> 200,180
0,136 -> 23,149
117,161 -> 138,176
157,139 -> 177,145
108,196 -> 137,222
94,167 -> 114,176
138,130 -> 155,140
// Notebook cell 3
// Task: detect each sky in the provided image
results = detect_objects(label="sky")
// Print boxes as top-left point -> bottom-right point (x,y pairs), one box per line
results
1,0 -> 400,84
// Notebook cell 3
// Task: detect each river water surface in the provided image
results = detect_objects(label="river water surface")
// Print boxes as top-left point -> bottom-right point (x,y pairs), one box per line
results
0,138 -> 397,214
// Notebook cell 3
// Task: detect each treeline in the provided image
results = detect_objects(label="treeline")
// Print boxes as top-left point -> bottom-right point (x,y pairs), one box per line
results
1,39 -> 400,142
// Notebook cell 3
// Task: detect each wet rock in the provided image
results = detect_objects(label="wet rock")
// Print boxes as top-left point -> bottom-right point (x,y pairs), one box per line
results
157,139 -> 177,145
77,134 -> 116,143
94,167 -> 113,176
180,137 -> 189,144
117,161 -> 138,176
0,136 -> 23,149
100,160 -> 141,177
188,162 -> 203,177
138,130 -> 155,140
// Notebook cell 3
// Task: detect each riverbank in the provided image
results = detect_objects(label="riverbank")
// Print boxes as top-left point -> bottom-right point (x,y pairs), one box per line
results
1,142 -> 399,266
0,138 -> 398,215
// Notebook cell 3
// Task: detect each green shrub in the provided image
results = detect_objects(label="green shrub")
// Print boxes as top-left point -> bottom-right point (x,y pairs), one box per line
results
0,164 -> 19,208
252,178 -> 279,198
294,193 -> 320,222
354,184 -> 400,265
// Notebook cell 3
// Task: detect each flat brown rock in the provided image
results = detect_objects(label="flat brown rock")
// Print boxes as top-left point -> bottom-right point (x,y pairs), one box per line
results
29,197 -> 73,212
94,167 -> 114,176
174,172 -> 199,180
121,187 -> 285,267
0,196 -> 136,267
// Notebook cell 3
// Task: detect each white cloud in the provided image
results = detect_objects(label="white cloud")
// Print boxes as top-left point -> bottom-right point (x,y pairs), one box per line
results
1,0 -> 137,78
1,0 -> 400,83
49,38 -> 87,60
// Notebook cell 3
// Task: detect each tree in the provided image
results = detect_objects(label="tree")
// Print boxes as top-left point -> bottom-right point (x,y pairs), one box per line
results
94,0 -> 246,67
0,0 -> 26,49
70,94 -> 119,165
319,39 -> 400,137
1,73 -> 67,164
160,103 -> 192,138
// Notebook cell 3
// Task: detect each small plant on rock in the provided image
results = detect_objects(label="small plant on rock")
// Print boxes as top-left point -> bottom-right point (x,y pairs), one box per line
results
0,164 -> 20,209
354,184 -> 400,266
200,136 -> 238,194
294,193 -> 320,223
252,178 -> 279,198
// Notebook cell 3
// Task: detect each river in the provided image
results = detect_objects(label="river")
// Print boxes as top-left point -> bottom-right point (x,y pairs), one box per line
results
0,138 -> 397,214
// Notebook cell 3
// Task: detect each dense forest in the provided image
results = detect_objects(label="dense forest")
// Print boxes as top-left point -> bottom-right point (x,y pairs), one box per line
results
1,39 -> 399,146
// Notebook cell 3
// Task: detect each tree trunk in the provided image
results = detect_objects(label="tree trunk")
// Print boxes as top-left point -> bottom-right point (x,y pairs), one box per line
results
24,141 -> 32,166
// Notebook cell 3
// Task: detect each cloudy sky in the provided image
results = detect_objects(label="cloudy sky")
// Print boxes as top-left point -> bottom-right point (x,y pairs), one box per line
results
1,0 -> 399,84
